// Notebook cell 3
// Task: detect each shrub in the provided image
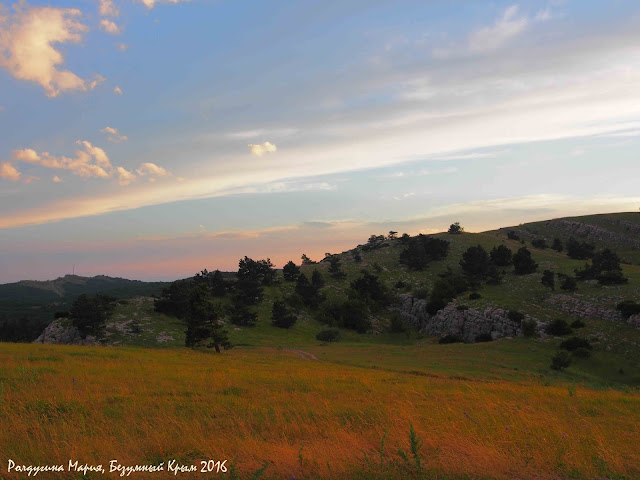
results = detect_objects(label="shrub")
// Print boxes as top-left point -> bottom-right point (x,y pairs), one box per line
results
230,303 -> 257,327
560,336 -> 592,352
70,294 -> 116,337
507,230 -> 520,241
350,271 -> 388,306
389,312 -> 406,333
271,301 -> 297,329
413,287 -> 428,300
475,333 -> 493,343
545,319 -> 572,336
469,292 -> 482,300
570,319 -> 586,329
394,280 -> 409,290
507,310 -> 525,325
316,328 -> 340,342
531,238 -> 547,249
521,319 -> 537,338
54,311 -> 70,319
551,238 -> 564,252
616,300 -> 640,319
438,334 -> 463,344
551,351 -> 572,371
456,305 -> 469,311
573,347 -> 592,359
559,274 -> 577,291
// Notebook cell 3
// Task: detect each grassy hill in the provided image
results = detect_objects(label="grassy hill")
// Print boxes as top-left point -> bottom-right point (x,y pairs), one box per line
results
1,212 -> 639,479
0,275 -> 172,342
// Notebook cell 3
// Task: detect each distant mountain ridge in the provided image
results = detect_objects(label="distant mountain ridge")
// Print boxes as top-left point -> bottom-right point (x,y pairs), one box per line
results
0,274 -> 168,302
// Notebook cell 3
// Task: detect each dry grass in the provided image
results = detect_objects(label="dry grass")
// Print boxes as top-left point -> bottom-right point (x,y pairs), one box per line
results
1,342 -> 639,479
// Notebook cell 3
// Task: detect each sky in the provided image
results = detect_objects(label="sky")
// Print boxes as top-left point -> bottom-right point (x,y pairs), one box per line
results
1,0 -> 640,283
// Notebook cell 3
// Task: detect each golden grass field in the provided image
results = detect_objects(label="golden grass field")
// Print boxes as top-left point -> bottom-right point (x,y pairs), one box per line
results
1,342 -> 639,480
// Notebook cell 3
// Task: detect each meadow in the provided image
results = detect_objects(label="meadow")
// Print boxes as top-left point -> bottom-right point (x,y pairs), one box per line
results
1,342 -> 639,480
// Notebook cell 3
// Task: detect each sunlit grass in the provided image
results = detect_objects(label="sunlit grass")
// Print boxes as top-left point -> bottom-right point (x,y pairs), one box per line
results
1,342 -> 639,479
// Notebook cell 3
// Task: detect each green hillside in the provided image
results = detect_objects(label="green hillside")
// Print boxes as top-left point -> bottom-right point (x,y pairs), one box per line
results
30,212 -> 639,390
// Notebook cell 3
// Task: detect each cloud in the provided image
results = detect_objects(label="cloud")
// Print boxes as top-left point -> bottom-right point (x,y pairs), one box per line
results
116,167 -> 136,186
100,126 -> 128,143
113,86 -> 123,95
100,19 -> 122,35
99,0 -> 119,17
0,5 -> 101,97
469,5 -> 528,53
248,141 -> 277,156
52,175 -> 62,183
117,43 -> 128,52
136,162 -> 170,178
227,128 -> 298,139
13,141 -> 112,179
138,0 -> 191,9
1,162 -> 21,182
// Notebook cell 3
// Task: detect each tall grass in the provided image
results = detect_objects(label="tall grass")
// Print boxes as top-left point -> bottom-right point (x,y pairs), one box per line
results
0,342 -> 638,479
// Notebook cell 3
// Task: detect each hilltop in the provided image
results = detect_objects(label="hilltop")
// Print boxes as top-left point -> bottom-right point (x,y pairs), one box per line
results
19,212 -> 640,389
2,212 -> 640,480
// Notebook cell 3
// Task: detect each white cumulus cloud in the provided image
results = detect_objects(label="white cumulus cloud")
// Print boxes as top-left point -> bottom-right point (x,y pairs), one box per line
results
248,141 -> 277,157
113,86 -> 123,95
0,5 -> 102,97
1,162 -> 22,182
100,126 -> 128,143
100,19 -> 122,35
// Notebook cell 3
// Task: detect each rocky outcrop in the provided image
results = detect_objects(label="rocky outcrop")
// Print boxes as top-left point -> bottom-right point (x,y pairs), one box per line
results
546,294 -> 640,327
33,319 -> 98,346
396,294 -> 542,342
544,219 -> 640,249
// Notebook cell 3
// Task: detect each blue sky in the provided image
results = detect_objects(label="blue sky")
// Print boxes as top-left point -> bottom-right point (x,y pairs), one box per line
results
1,0 -> 640,282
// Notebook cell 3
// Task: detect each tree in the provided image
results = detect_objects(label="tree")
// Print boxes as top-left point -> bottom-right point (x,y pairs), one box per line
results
301,254 -> 316,265
541,270 -> 555,290
70,294 -> 116,338
229,303 -> 257,327
327,255 -> 346,279
295,273 -> 319,307
185,283 -> 231,352
460,245 -> 490,277
490,245 -> 513,266
271,300 -> 297,328
350,271 -> 388,306
448,222 -> 463,234
575,249 -> 627,285
311,269 -> 325,289
194,269 -> 228,297
566,237 -> 595,260
238,256 -> 276,285
558,274 -> 577,291
399,235 -> 450,271
531,238 -> 547,249
282,261 -> 300,282
387,231 -> 398,240
551,238 -> 564,252
512,247 -> 538,275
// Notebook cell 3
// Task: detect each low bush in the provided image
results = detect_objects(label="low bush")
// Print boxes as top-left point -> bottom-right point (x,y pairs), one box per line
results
521,319 -> 538,338
468,292 -> 482,300
438,334 -> 463,344
545,319 -> 572,336
560,336 -> 592,352
474,333 -> 493,343
316,328 -> 340,342
551,350 -> 572,371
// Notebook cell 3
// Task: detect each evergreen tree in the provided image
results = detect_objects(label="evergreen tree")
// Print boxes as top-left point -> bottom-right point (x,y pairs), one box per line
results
512,247 -> 538,275
541,270 -> 555,290
185,283 -> 231,352
271,301 -> 297,328
490,245 -> 513,266
460,245 -> 490,277
551,238 -> 564,252
282,261 -> 300,282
